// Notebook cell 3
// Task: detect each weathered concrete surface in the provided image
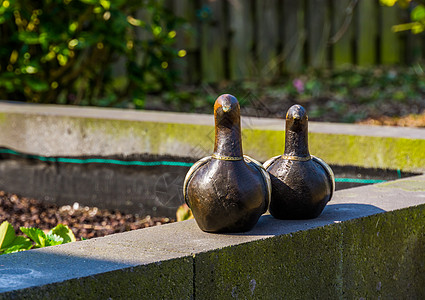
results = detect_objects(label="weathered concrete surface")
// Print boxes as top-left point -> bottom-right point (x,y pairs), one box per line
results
0,175 -> 424,299
0,102 -> 423,171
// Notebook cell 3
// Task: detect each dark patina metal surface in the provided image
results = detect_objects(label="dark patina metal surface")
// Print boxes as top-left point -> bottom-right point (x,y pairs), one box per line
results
183,94 -> 270,233
264,104 -> 334,219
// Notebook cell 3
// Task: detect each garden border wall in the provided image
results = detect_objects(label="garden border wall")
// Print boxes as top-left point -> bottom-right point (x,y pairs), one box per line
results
0,175 -> 424,299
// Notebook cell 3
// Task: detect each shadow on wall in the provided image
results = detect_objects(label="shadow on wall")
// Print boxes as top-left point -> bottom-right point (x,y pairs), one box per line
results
232,204 -> 386,236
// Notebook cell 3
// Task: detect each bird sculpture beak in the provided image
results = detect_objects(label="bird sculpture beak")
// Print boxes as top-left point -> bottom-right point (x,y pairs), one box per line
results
292,113 -> 301,120
222,103 -> 231,112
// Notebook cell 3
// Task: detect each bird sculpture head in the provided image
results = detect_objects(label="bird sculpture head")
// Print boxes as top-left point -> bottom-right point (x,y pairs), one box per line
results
284,104 -> 309,157
213,94 -> 242,157
214,94 -> 240,126
286,104 -> 308,133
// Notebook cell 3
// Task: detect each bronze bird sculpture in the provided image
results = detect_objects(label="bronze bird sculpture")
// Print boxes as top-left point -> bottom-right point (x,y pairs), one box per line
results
263,104 -> 335,219
183,94 -> 271,233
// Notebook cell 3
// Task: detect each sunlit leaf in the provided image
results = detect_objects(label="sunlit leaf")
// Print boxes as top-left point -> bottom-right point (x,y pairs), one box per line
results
0,221 -> 16,248
380,0 -> 398,7
45,233 -> 64,246
411,5 -> 425,22
100,0 -> 110,10
2,236 -> 33,254
10,236 -> 32,247
18,32 -> 41,44
412,22 -> 425,34
176,204 -> 194,222
79,0 -> 98,5
49,224 -> 76,244
20,227 -> 46,248
2,243 -> 32,254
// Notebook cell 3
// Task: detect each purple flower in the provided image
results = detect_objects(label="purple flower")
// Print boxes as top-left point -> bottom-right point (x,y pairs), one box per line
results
293,79 -> 304,93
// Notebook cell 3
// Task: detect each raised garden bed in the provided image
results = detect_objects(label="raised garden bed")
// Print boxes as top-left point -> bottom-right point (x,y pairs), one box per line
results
0,104 -> 422,243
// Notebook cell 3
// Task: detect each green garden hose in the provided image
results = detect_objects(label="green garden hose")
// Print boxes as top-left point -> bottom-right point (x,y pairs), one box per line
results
0,148 -> 391,184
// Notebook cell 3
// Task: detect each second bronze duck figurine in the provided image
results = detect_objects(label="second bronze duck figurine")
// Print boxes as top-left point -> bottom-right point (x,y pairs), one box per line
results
264,104 -> 335,220
183,94 -> 271,233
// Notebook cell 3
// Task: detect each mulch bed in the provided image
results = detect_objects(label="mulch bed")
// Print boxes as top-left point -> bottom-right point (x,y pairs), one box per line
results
0,191 -> 174,241
356,112 -> 425,127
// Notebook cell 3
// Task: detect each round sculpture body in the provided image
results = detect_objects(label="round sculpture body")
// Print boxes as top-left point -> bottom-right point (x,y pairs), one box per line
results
264,104 -> 334,219
183,94 -> 270,233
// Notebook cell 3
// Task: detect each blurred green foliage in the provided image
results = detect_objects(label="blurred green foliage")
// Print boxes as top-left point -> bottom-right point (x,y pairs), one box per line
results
0,0 -> 182,108
288,67 -> 425,103
175,66 -> 425,124
381,0 -> 425,34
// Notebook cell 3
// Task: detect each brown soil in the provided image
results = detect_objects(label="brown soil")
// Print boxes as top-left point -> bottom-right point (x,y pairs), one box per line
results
356,113 -> 425,127
0,191 -> 174,241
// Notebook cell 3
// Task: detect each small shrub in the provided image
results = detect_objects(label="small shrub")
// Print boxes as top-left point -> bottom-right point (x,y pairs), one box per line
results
0,221 -> 76,254
0,0 -> 182,108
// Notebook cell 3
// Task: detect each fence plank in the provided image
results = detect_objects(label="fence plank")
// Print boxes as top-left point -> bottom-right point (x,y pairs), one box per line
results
282,0 -> 305,73
380,4 -> 401,64
173,0 -> 199,83
398,8 -> 422,64
229,0 -> 254,80
331,0 -> 354,66
356,0 -> 377,66
307,0 -> 330,68
163,0 -> 419,84
405,33 -> 423,64
200,0 -> 226,83
256,0 -> 279,79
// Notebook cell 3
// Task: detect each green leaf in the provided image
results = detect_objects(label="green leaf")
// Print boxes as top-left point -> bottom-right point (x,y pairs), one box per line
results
412,22 -> 425,34
2,236 -> 33,254
0,221 -> 16,248
45,233 -> 64,246
20,227 -> 47,248
411,5 -> 425,22
24,78 -> 49,92
379,0 -> 397,7
0,223 -> 33,255
2,244 -> 32,254
9,236 -> 32,247
176,204 -> 194,222
18,32 -> 42,45
49,224 -> 76,244
79,0 -> 99,5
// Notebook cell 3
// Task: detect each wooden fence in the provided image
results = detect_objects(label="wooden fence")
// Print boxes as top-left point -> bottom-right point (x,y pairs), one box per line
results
167,0 -> 424,84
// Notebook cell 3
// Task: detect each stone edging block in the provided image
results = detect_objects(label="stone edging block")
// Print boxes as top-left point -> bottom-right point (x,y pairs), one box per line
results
0,175 -> 424,298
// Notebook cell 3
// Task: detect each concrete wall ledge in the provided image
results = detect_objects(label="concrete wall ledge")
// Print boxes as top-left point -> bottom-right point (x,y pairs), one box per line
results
0,102 -> 423,171
1,175 -> 424,299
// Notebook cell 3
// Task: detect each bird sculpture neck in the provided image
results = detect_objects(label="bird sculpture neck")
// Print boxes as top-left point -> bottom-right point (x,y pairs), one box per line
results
214,113 -> 243,158
284,128 -> 310,157
283,105 -> 310,157
213,94 -> 243,159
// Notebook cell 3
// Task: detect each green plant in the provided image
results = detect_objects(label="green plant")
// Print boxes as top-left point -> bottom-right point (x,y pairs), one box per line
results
381,0 -> 425,33
0,221 -> 32,254
20,223 -> 76,248
176,203 -> 194,222
0,221 -> 76,254
0,0 -> 183,107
